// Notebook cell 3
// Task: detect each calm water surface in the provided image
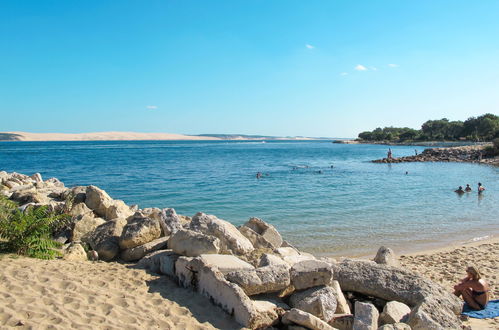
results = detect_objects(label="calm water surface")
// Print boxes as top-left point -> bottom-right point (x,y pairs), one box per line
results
1,140 -> 498,256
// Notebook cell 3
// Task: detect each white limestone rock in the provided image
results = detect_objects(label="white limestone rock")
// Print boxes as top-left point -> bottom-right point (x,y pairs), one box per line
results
282,308 -> 336,330
199,254 -> 254,274
86,217 -> 127,261
120,236 -> 169,262
289,286 -> 338,322
225,264 -> 290,296
119,215 -> 162,249
169,229 -> 220,257
290,260 -> 333,290
63,243 -> 88,261
353,301 -> 379,330
331,280 -> 351,314
379,301 -> 411,325
374,246 -> 399,267
190,212 -> 254,255
73,214 -> 106,242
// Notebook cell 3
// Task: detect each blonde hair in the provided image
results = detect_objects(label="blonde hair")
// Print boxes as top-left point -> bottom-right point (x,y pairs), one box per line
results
466,265 -> 482,280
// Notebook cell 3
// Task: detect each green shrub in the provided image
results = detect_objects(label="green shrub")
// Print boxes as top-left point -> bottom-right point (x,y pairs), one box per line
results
0,196 -> 70,259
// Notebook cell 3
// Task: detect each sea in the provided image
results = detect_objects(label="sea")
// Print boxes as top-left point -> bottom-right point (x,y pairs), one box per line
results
1,140 -> 498,257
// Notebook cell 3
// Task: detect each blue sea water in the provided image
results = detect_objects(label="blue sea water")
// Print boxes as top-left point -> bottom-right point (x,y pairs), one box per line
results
1,140 -> 498,257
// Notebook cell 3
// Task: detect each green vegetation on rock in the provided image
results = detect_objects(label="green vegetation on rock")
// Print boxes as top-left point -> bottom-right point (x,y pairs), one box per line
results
358,113 -> 499,142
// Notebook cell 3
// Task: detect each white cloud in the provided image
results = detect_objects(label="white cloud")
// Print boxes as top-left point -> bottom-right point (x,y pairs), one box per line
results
146,105 -> 158,110
340,72 -> 348,76
354,64 -> 368,71
388,64 -> 399,68
305,44 -> 315,49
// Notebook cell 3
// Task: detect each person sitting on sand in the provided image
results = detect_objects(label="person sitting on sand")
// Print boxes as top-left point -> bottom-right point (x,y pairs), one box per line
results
454,266 -> 490,310
455,186 -> 465,194
478,182 -> 485,194
465,184 -> 472,192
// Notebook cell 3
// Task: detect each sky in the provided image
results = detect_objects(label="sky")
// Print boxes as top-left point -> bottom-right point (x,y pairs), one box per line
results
1,1 -> 498,138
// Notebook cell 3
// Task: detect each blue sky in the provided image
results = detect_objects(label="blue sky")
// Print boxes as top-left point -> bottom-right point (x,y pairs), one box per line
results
1,1 -> 498,138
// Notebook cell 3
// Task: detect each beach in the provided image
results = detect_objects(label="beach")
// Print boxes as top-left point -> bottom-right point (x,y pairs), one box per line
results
0,237 -> 496,329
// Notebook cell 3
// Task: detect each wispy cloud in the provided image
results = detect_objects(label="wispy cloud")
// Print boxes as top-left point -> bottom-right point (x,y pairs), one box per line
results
340,72 -> 348,76
354,64 -> 368,71
305,44 -> 315,49
146,105 -> 158,110
388,63 -> 399,68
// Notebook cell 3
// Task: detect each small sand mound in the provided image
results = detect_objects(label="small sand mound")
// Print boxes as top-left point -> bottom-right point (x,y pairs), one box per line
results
0,255 -> 243,330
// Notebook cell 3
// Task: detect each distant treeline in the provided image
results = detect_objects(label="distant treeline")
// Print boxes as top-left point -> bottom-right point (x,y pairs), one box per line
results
357,113 -> 499,142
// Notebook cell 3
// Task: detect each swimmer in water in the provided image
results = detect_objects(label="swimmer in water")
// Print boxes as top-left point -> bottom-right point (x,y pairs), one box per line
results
455,186 -> 465,194
465,184 -> 472,192
256,172 -> 262,179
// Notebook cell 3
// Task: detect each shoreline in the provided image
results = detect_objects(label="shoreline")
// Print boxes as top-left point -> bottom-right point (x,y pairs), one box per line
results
0,131 -> 323,142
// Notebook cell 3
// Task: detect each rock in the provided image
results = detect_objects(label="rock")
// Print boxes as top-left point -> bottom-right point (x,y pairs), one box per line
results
332,259 -> 461,329
63,243 -> 88,261
374,247 -> 399,267
119,215 -> 162,249
169,229 -> 220,257
69,202 -> 93,217
85,185 -> 113,217
353,301 -> 379,330
330,314 -> 354,330
282,308 -> 335,330
159,208 -> 182,236
106,200 -> 134,220
225,264 -> 290,296
86,218 -> 127,261
68,186 -> 87,204
239,226 -> 274,249
199,254 -> 254,274
331,280 -> 351,314
73,214 -> 106,242
289,286 -> 338,322
240,217 -> 282,249
190,212 -> 254,255
290,260 -> 333,290
45,177 -> 64,187
379,301 -> 411,325
259,253 -> 290,268
10,189 -> 50,205
121,236 -> 169,261
30,173 -> 43,182
136,249 -> 180,277
377,323 -> 411,330
177,257 -> 281,328
407,297 -> 461,330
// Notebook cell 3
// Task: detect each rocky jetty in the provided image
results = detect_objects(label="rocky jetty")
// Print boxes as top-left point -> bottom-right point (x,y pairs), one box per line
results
373,144 -> 499,166
0,171 -> 465,329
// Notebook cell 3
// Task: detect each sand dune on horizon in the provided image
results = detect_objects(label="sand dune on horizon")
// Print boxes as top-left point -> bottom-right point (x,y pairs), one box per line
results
0,131 -> 222,141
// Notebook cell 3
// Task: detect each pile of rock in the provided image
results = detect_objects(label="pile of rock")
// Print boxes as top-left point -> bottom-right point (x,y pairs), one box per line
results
372,144 -> 497,165
0,171 -> 463,329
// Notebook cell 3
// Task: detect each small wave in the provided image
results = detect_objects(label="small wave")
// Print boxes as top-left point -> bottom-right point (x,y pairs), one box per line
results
465,235 -> 492,244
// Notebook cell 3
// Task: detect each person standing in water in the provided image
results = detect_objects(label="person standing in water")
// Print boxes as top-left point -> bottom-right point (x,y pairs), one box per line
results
478,182 -> 485,194
387,148 -> 392,159
465,184 -> 472,192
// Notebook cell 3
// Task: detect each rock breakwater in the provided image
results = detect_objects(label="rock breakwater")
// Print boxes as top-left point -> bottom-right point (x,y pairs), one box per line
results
0,171 -> 465,329
373,144 -> 499,166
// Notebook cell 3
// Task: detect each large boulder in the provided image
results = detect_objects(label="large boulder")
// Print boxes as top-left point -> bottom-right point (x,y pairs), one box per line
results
289,286 -> 338,322
290,260 -> 333,290
137,249 -> 179,277
259,253 -> 290,268
85,185 -> 113,217
331,280 -> 351,314
69,202 -> 93,217
332,259 -> 461,329
225,264 -> 290,296
120,236 -> 169,262
159,208 -> 182,236
73,214 -> 106,242
239,217 -> 282,249
86,218 -> 127,261
169,229 -> 220,257
199,254 -> 254,274
330,314 -> 354,330
119,215 -> 162,249
106,199 -> 135,220
190,212 -> 254,255
176,257 -> 281,328
353,301 -> 378,330
63,243 -> 88,261
379,301 -> 411,325
377,323 -> 411,330
282,308 -> 335,330
374,246 -> 399,267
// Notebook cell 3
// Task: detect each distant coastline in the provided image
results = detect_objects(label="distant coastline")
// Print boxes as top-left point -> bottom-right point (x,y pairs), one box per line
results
0,131 -> 325,142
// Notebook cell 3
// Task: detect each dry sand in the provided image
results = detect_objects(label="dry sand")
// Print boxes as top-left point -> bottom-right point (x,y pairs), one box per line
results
400,236 -> 499,330
0,255 -> 243,330
2,131 -> 222,141
1,238 -> 497,329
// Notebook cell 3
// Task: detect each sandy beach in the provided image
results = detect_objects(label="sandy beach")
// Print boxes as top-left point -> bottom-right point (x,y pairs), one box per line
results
0,255 -> 243,330
400,237 -> 499,330
0,131 -> 222,141
0,237 -> 496,329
